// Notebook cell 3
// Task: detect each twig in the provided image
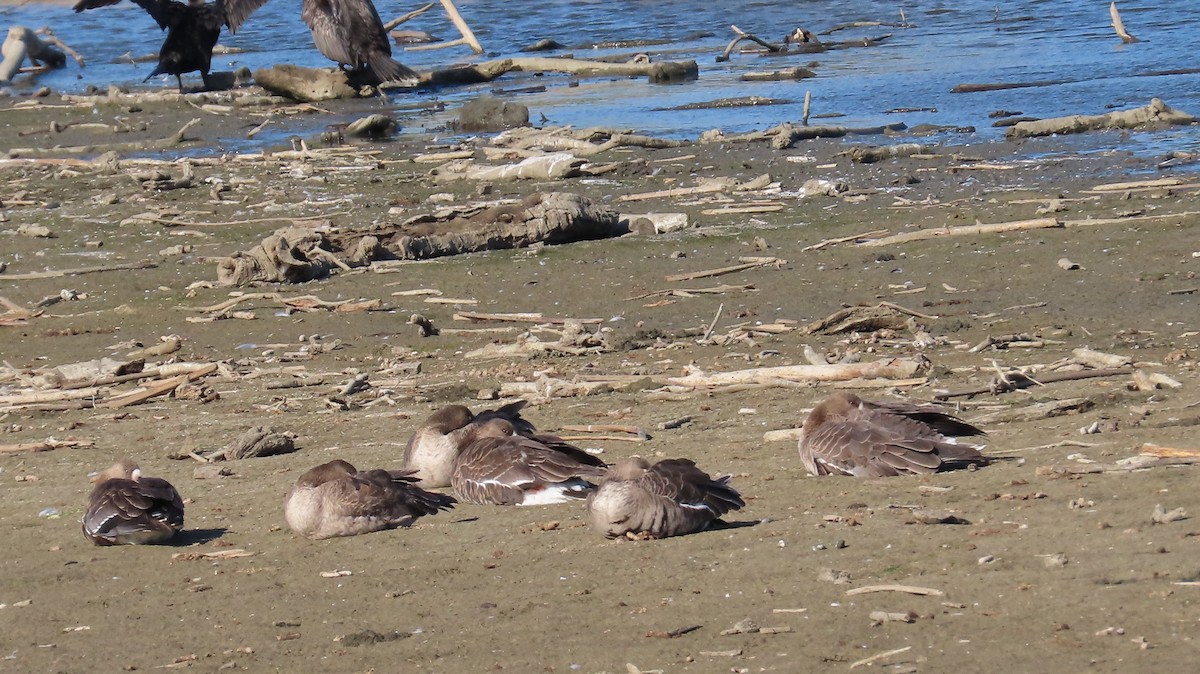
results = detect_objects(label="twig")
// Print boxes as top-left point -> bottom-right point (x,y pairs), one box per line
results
0,260 -> 157,281
702,303 -> 724,341
560,424 -> 649,439
644,624 -> 703,639
665,259 -> 782,283
625,284 -> 756,301
144,213 -> 346,228
0,438 -> 94,454
849,646 -> 912,669
933,367 -> 1133,400
384,2 -> 436,30
844,584 -> 944,597
858,217 -> 1061,247
802,229 -> 887,251
453,311 -> 602,325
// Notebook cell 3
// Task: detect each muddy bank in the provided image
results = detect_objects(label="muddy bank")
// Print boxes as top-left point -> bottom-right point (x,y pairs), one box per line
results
1,90 -> 1199,673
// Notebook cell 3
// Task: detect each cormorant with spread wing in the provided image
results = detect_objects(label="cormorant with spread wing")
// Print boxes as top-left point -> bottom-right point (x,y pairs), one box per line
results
73,0 -> 271,92
301,0 -> 420,85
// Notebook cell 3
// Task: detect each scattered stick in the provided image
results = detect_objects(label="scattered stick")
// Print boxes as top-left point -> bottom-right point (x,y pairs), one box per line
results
644,624 -> 703,639
0,437 -> 94,454
453,311 -> 602,326
933,367 -> 1132,400
1039,454 -> 1200,475
0,260 -> 158,281
383,2 -> 435,30
802,229 -> 888,251
702,303 -> 724,341
845,584 -> 944,597
849,646 -> 913,670
559,424 -> 649,440
666,357 -> 927,389
665,258 -> 783,283
858,217 -> 1061,247
625,284 -> 756,301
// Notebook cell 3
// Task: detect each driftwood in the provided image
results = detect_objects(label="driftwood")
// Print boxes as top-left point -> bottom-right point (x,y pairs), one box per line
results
967,398 -> 1094,425
454,311 -> 602,325
705,121 -> 908,150
933,367 -> 1133,400
665,257 -> 784,283
1006,99 -> 1195,139
664,357 -> 928,389
216,193 -> 622,286
0,260 -> 159,281
402,0 -> 483,54
1110,2 -> 1138,43
431,153 -> 585,182
848,143 -> 929,163
716,25 -> 784,62
1,26 -> 67,83
203,426 -> 297,461
799,303 -> 933,335
0,437 -> 93,454
858,217 -> 1061,247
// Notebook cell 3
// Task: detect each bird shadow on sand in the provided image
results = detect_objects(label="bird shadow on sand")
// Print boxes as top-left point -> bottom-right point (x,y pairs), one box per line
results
171,528 -> 228,545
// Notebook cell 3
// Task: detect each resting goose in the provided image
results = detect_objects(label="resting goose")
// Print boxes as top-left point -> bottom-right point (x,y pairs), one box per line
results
403,401 -> 536,488
797,391 -> 992,477
284,459 -> 456,540
586,457 -> 745,539
450,418 -> 607,506
82,458 -> 185,545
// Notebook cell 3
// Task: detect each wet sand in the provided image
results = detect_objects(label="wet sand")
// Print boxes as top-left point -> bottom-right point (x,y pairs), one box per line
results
1,92 -> 1199,673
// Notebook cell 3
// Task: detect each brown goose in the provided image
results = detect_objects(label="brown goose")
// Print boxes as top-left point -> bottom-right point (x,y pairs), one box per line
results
284,460 -> 456,540
586,457 -> 745,539
450,418 -> 608,506
403,401 -> 536,488
82,458 -> 185,545
797,391 -> 991,477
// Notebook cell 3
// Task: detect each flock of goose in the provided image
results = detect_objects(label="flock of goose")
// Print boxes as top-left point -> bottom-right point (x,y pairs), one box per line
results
71,0 -> 418,92
82,391 -> 995,546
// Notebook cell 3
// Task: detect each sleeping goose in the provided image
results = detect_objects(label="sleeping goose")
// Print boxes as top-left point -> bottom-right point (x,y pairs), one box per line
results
284,459 -> 456,540
586,457 -> 745,539
797,391 -> 992,477
403,401 -> 536,489
450,417 -> 607,506
82,458 -> 185,545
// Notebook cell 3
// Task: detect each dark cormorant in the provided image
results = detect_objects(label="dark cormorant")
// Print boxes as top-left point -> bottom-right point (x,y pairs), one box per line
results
72,0 -> 270,92
301,0 -> 420,85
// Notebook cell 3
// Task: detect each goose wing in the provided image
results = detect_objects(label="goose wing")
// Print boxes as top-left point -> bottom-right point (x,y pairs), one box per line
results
83,476 -> 184,544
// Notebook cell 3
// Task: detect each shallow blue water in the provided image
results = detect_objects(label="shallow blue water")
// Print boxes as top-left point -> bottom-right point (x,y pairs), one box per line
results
2,0 -> 1198,152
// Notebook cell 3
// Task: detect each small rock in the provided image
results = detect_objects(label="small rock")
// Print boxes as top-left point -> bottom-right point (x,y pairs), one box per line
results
1057,258 -> 1082,270
193,465 -> 233,480
1151,504 -> 1188,524
817,568 -> 852,584
1043,553 -> 1069,568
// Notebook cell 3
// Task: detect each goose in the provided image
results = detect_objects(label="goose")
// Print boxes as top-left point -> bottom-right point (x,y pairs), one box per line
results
797,391 -> 992,477
450,417 -> 607,506
586,457 -> 745,539
403,401 -> 536,489
82,458 -> 185,545
284,459 -> 456,540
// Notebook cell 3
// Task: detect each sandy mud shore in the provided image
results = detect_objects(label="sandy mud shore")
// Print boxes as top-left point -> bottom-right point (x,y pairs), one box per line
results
1,88 -> 1199,673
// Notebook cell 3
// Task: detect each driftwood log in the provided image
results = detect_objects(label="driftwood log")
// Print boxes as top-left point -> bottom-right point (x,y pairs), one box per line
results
216,192 -> 623,285
1006,99 -> 1195,139
1,26 -> 67,83
665,357 -> 929,389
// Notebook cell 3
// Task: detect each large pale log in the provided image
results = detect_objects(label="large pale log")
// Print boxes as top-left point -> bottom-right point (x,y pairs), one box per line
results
858,217 -> 1061,247
665,357 -> 927,389
1006,98 -> 1194,138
